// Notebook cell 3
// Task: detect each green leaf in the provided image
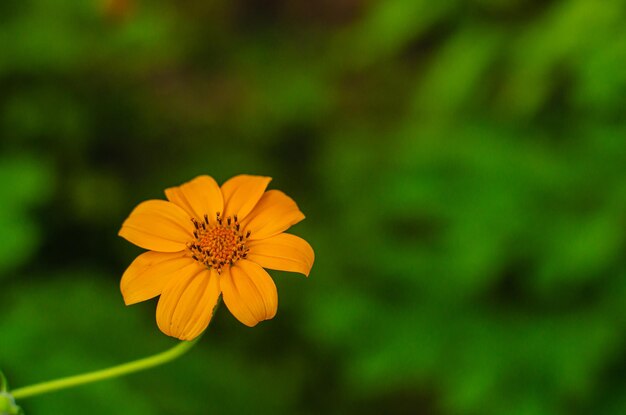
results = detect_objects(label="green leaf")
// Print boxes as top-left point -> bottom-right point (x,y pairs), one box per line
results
0,391 -> 22,415
0,370 -> 7,392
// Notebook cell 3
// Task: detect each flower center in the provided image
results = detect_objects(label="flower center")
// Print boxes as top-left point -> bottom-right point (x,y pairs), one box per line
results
187,213 -> 250,274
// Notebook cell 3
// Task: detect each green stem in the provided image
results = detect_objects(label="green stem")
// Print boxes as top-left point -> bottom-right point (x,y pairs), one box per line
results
10,336 -> 201,400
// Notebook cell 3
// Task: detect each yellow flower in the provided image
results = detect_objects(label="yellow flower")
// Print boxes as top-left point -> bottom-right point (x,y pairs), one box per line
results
119,175 -> 314,340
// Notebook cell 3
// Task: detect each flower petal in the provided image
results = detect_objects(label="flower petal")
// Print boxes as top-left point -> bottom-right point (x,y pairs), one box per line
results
221,175 -> 271,221
221,260 -> 278,327
241,190 -> 305,240
156,264 -> 221,340
247,233 -> 314,277
165,175 -> 224,222
119,200 -> 193,252
121,251 -> 196,305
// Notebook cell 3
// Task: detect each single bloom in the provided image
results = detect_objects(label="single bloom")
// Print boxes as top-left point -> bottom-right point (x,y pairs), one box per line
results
119,175 -> 314,340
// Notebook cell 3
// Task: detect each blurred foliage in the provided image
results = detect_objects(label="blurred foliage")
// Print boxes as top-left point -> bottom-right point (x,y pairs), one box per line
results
1,0 -> 625,414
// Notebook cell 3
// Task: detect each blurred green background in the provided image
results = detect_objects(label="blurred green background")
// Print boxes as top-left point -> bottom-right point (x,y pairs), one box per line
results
1,0 -> 625,414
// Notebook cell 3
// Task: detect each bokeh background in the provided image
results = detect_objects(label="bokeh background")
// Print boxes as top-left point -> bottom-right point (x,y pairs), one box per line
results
1,0 -> 625,414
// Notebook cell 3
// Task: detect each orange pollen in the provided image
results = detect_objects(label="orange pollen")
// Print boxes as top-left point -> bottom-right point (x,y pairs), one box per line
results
187,212 -> 251,274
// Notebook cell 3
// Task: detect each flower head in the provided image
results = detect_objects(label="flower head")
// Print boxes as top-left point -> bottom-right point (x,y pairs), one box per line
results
119,175 -> 314,340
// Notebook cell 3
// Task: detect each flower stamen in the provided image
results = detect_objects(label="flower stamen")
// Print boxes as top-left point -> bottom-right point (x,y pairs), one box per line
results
187,212 -> 250,273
